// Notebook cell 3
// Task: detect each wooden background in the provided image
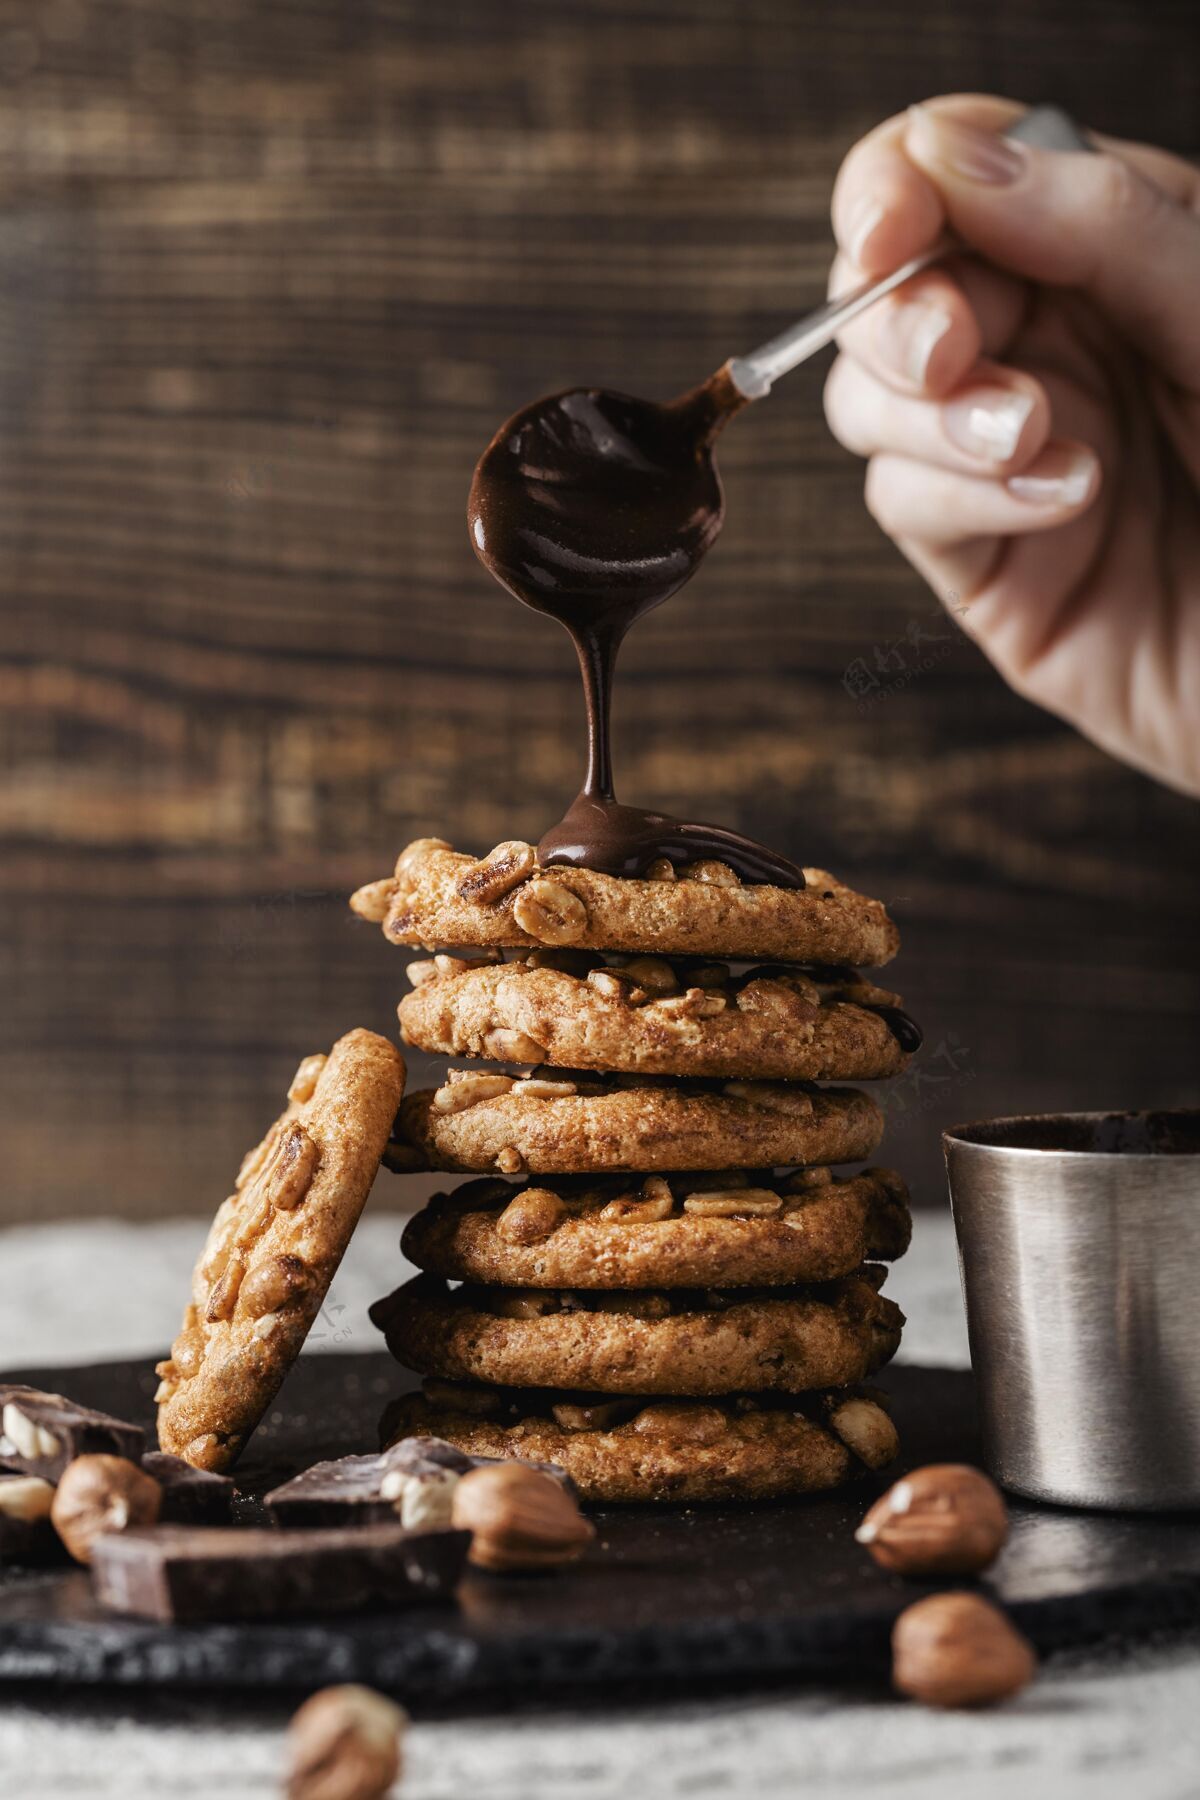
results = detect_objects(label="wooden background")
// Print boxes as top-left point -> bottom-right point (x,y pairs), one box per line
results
2,0 -> 1198,1223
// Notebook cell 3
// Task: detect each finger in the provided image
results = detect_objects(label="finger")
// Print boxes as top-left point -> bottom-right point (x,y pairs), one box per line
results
826,355 -> 1051,474
828,255 -> 980,395
905,104 -> 1200,384
831,94 -> 1024,272
865,440 -> 1101,546
829,249 -> 1031,395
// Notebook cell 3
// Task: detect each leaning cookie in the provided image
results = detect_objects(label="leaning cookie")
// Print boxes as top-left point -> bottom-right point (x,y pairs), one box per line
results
370,1271 -> 903,1397
399,954 -> 916,1081
351,838 -> 899,968
381,1380 -> 899,1504
401,1167 -> 911,1289
156,1030 -> 406,1472
397,1074 -> 883,1176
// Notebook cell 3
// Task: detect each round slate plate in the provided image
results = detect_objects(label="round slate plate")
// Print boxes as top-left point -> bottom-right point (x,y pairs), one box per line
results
1,1353 -> 1198,1702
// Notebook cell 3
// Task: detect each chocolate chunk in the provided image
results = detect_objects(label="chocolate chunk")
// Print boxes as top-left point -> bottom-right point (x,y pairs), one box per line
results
0,1387 -> 144,1482
265,1434 -> 575,1529
142,1454 -> 235,1526
91,1522 -> 470,1623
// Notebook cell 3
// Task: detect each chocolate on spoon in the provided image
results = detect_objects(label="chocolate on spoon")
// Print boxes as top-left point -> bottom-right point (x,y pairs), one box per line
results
468,366 -> 805,887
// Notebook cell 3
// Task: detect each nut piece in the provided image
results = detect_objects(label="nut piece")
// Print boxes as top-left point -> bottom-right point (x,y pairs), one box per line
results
379,1465 -> 461,1530
50,1455 -> 162,1565
510,1077 -> 577,1099
0,1474 -> 54,1522
484,1029 -> 547,1064
239,1252 -> 312,1319
512,879 -> 588,945
451,1463 -> 594,1571
645,857 -> 676,880
287,1053 -> 327,1105
456,839 -> 537,904
433,1072 -> 515,1113
892,1592 -> 1036,1709
857,1464 -> 1009,1577
826,1396 -> 899,1470
497,1188 -> 566,1245
286,1684 -> 407,1800
349,878 -> 397,923
680,859 -> 739,885
722,1081 -> 814,1117
1,1404 -> 60,1463
683,1188 -> 783,1217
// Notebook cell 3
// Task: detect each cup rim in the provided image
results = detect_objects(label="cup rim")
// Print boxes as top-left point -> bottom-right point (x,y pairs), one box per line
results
943,1107 -> 1200,1159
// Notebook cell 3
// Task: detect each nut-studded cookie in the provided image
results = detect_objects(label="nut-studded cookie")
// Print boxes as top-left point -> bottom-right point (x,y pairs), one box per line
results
401,1167 -> 911,1289
381,1380 -> 900,1504
352,838 -> 899,968
397,1075 -> 883,1176
370,1271 -> 903,1397
399,954 -> 918,1081
156,1030 -> 405,1472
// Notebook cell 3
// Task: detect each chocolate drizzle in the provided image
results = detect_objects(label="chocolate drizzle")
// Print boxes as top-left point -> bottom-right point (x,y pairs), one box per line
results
870,1006 -> 924,1054
468,365 -> 805,887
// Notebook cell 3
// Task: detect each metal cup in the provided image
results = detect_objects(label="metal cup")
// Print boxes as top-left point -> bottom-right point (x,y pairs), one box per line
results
944,1110 -> 1200,1511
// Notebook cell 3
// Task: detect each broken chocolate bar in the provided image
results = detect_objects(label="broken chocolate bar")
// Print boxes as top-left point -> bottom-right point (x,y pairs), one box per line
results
91,1522 -> 470,1623
265,1434 -> 575,1529
0,1473 -> 58,1562
143,1454 -> 235,1526
0,1387 -> 144,1482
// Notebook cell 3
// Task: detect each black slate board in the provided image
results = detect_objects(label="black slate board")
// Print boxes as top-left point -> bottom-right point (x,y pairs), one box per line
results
2,1353 -> 1199,1704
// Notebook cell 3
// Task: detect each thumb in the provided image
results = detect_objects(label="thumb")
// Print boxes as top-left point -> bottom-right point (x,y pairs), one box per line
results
904,102 -> 1200,388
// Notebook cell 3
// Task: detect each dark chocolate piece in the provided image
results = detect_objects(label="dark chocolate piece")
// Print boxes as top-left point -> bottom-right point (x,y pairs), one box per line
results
142,1453 -> 235,1526
468,371 -> 805,887
265,1434 -> 573,1529
91,1522 -> 470,1623
0,1386 -> 144,1482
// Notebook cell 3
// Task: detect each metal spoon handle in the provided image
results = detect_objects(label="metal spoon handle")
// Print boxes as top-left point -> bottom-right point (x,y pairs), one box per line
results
726,105 -> 1091,401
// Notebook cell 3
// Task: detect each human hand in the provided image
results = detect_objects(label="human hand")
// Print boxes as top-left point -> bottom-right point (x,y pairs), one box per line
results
823,96 -> 1200,795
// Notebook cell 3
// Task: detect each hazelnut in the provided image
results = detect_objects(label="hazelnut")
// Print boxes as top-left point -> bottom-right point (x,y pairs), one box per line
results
451,1463 -> 594,1571
286,1684 -> 407,1800
50,1455 -> 162,1565
892,1592 -> 1036,1708
857,1464 -> 1009,1576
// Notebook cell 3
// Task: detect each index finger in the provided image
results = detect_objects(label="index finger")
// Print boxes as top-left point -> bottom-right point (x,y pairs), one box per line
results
832,96 -> 1025,272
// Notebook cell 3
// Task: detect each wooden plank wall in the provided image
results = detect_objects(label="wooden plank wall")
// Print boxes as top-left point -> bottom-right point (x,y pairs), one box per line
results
2,0 -> 1197,1221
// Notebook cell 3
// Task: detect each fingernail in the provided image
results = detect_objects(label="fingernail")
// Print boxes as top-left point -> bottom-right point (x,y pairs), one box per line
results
845,195 -> 885,265
879,300 -> 954,386
906,104 -> 1026,185
943,385 -> 1036,461
1008,444 -> 1098,506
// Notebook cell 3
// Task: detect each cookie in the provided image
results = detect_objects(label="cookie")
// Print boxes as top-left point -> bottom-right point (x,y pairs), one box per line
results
370,1270 -> 903,1397
380,1380 -> 900,1503
156,1029 -> 406,1472
351,838 -> 899,968
399,954 -> 916,1081
401,1166 -> 911,1289
397,1075 -> 883,1175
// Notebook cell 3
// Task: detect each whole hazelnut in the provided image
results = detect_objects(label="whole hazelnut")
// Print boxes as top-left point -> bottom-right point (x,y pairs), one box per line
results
892,1592 -> 1035,1708
451,1462 -> 595,1571
286,1684 -> 406,1800
856,1463 -> 1008,1576
50,1454 -> 162,1565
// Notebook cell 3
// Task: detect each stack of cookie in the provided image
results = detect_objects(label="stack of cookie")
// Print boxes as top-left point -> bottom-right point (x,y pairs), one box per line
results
353,837 -> 917,1504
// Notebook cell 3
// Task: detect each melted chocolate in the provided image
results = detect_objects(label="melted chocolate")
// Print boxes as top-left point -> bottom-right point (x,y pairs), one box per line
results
468,365 -> 805,886
870,1005 -> 924,1054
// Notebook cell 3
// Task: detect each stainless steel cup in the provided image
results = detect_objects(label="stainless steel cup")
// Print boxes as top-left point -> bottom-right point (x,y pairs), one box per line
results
944,1110 -> 1200,1511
